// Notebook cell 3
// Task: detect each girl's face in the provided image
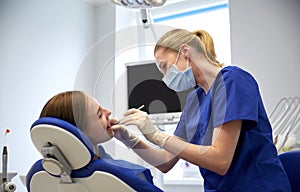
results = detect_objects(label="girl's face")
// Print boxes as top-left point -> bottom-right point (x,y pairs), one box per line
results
84,96 -> 114,145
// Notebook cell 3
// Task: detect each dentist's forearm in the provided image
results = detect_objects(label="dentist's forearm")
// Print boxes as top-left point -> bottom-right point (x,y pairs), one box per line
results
132,140 -> 178,172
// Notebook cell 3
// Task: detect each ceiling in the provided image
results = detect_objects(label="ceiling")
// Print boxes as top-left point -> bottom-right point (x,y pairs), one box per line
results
84,0 -> 111,6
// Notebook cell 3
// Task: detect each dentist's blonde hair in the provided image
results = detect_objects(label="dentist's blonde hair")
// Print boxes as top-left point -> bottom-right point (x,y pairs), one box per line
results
193,29 -> 223,67
154,28 -> 223,68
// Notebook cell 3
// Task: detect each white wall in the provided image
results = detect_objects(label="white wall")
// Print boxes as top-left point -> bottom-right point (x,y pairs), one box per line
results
83,3 -> 118,161
0,0 -> 97,191
75,3 -> 116,104
229,0 -> 300,113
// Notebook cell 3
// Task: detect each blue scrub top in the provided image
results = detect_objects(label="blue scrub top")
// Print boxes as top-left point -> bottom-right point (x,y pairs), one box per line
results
174,66 -> 291,192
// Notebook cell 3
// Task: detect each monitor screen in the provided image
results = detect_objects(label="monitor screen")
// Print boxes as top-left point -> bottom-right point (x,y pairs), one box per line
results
126,60 -> 193,116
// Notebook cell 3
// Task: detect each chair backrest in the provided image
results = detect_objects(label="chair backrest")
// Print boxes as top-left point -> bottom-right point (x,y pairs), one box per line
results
278,150 -> 300,192
26,117 -> 163,192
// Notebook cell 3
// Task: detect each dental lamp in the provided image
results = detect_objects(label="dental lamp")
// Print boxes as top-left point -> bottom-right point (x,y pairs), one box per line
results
111,0 -> 166,9
111,0 -> 166,28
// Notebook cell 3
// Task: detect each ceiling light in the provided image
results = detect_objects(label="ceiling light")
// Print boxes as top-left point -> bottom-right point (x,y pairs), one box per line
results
111,0 -> 166,9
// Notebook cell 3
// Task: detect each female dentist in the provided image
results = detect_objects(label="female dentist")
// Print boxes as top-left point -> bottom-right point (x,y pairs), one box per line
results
112,29 -> 291,191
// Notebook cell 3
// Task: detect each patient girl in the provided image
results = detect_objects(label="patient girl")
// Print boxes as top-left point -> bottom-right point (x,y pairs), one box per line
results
38,90 -> 154,183
40,90 -> 116,157
40,90 -> 141,156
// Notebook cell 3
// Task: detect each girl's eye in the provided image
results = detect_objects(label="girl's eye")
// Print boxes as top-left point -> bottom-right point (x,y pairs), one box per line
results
98,113 -> 102,118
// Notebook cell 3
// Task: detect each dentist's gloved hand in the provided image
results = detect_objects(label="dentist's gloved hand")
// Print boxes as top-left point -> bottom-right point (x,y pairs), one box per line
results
118,108 -> 170,148
111,124 -> 140,149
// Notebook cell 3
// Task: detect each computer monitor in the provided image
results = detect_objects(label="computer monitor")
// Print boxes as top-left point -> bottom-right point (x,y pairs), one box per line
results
126,60 -> 193,125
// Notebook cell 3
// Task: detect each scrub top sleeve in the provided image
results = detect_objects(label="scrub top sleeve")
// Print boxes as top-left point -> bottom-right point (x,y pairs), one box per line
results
174,107 -> 187,140
213,68 -> 259,130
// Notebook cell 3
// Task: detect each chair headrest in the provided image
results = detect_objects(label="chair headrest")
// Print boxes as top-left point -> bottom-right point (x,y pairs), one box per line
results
30,117 -> 95,170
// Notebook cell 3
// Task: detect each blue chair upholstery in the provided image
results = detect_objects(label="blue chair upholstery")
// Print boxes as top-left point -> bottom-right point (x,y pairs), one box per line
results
26,117 -> 163,192
278,150 -> 300,192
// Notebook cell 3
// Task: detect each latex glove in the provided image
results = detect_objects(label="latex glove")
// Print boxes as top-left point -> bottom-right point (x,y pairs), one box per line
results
111,124 -> 140,149
280,133 -> 296,152
118,108 -> 170,148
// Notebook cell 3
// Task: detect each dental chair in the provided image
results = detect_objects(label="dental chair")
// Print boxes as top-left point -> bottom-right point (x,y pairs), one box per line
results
26,117 -> 163,192
278,150 -> 300,192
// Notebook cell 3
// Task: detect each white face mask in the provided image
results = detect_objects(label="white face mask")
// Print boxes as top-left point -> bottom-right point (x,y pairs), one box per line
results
162,51 -> 196,92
